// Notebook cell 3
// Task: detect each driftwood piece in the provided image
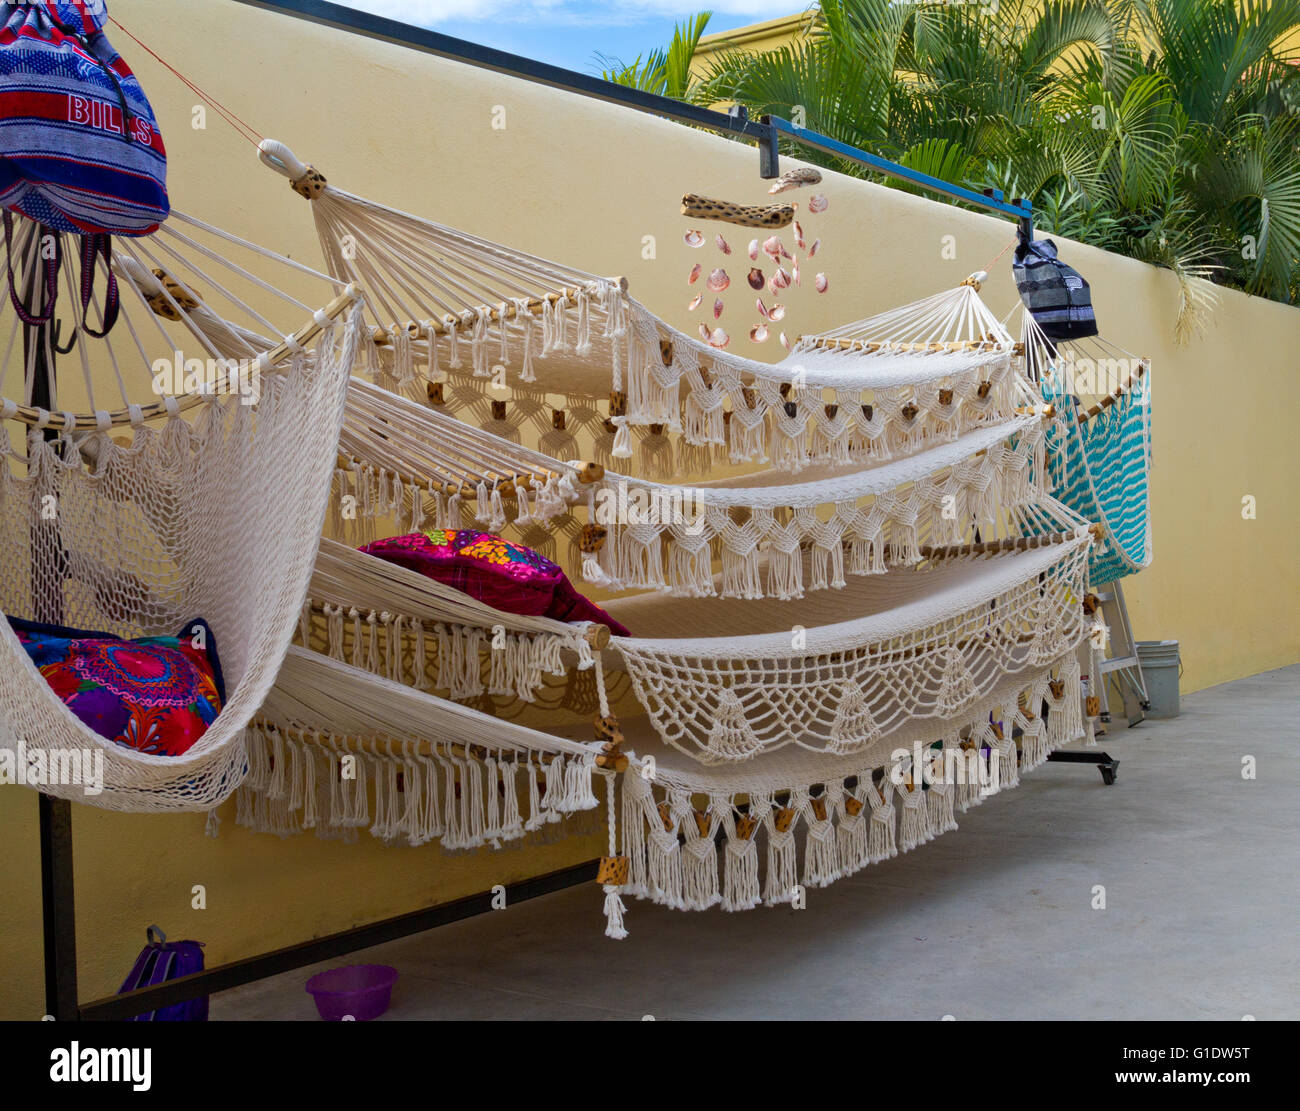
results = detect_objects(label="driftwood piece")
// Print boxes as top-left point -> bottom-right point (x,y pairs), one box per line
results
681,193 -> 795,229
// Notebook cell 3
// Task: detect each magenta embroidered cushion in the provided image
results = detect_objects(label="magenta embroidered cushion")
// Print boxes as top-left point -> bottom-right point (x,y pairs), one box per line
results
359,529 -> 630,637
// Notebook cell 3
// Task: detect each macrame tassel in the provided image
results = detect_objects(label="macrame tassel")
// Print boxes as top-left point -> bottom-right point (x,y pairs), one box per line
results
1019,716 -> 1049,771
300,744 -> 318,830
524,760 -> 544,831
721,828 -> 761,912
836,793 -> 871,876
681,813 -> 721,910
392,324 -> 414,383
500,758 -> 524,840
518,307 -> 538,382
582,550 -> 619,588
927,777 -> 958,835
898,784 -> 932,852
204,807 -> 221,838
603,884 -> 629,940
868,783 -> 898,863
719,542 -> 762,600
488,485 -> 508,532
483,756 -> 502,847
1059,653 -> 1085,743
646,827 -> 684,909
385,614 -> 404,683
268,729 -> 287,799
666,534 -> 715,598
574,290 -> 593,356
470,312 -> 491,378
809,540 -> 846,592
540,754 -> 565,822
996,733 -> 1020,791
684,390 -> 726,447
766,542 -> 804,601
463,757 -> 487,847
803,819 -> 840,888
621,774 -> 651,898
615,525 -> 666,590
610,416 -> 633,459
438,753 -> 462,849
763,823 -> 800,907
410,618 -> 430,689
561,755 -> 598,813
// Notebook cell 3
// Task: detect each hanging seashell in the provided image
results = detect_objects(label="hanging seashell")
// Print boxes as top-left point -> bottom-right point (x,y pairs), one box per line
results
763,236 -> 785,262
779,244 -> 794,260
699,323 -> 711,341
747,267 -> 765,290
815,272 -> 829,293
768,303 -> 786,322
688,294 -> 702,311
750,323 -> 769,343
709,327 -> 730,349
792,261 -> 801,286
768,167 -> 822,194
684,229 -> 705,247
808,238 -> 821,258
793,220 -> 805,249
713,298 -> 725,320
756,297 -> 769,320
772,267 -> 791,289
779,331 -> 792,350
807,194 -> 829,214
707,268 -> 730,292
748,238 -> 760,261
715,233 -> 732,255
688,262 -> 702,284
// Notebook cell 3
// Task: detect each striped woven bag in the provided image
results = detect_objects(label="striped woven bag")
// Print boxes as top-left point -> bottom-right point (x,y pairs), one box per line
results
0,1 -> 168,236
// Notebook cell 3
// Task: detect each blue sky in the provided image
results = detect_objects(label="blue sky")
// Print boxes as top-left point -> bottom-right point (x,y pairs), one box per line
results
330,2 -> 803,73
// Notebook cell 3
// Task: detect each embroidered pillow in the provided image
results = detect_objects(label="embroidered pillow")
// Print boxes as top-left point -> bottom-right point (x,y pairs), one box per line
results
360,529 -> 630,637
9,616 -> 225,756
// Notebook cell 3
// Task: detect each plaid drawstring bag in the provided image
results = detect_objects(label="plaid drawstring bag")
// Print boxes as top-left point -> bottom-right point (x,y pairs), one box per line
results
1012,233 -> 1098,341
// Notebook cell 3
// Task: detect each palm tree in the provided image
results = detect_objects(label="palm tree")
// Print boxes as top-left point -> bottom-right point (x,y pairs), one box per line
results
608,0 -> 1300,334
596,12 -> 714,99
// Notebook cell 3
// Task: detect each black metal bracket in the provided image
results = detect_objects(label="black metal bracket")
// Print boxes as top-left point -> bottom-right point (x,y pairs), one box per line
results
1047,750 -> 1120,786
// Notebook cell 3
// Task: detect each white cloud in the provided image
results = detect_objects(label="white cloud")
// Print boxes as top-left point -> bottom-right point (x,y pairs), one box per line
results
332,1 -> 803,27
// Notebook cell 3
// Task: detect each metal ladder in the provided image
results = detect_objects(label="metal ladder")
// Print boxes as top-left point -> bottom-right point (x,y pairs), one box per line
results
1094,580 -> 1151,728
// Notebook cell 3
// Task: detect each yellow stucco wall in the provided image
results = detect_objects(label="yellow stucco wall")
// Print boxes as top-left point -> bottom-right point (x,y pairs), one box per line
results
693,11 -> 816,69
1,0 -> 1297,1019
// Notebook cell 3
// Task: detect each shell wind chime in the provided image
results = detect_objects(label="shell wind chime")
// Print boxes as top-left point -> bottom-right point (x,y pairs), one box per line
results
681,172 -> 829,346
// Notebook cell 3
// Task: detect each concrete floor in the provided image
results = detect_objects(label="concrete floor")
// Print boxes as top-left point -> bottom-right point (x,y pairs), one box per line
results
215,665 -> 1300,1020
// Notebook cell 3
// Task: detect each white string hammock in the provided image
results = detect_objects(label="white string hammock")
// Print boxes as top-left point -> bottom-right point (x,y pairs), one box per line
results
333,375 -> 1054,602
275,494 -> 1090,766
0,210 -> 366,810
258,141 -> 1032,472
242,588 -> 1090,934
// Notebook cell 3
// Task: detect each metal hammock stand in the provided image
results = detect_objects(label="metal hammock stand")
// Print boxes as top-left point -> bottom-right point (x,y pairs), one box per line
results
30,0 -> 1118,1020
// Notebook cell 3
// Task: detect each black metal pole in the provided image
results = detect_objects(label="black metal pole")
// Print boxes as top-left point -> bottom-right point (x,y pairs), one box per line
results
21,225 -> 80,1021
80,858 -> 600,1021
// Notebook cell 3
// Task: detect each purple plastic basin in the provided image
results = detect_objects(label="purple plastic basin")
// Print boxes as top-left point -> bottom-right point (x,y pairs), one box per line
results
305,964 -> 398,1021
